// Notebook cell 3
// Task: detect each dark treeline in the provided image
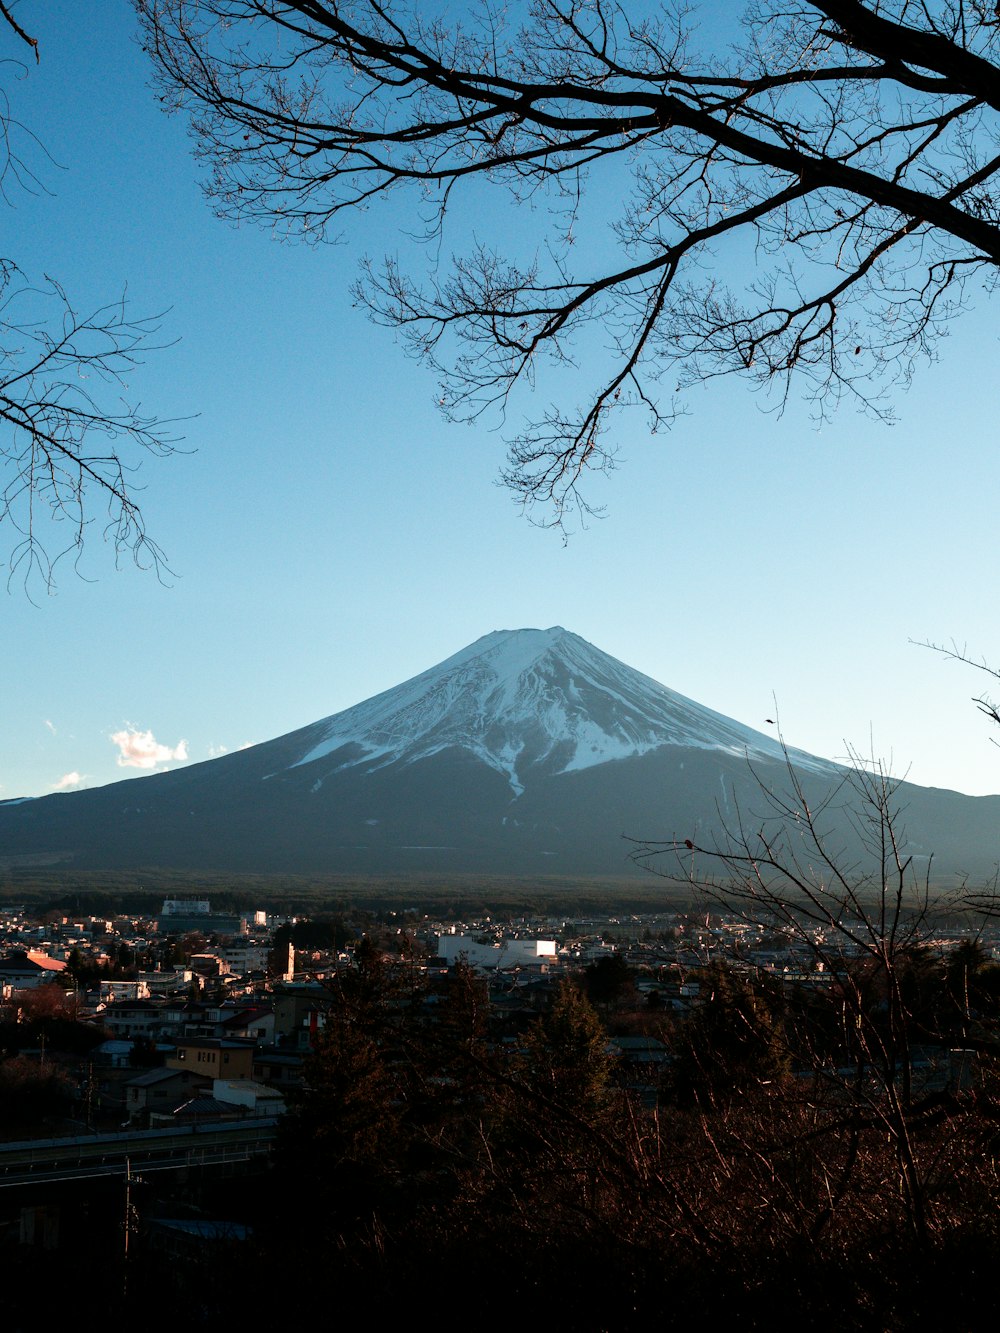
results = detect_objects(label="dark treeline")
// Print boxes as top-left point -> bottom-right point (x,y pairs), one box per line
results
0,866 -> 707,916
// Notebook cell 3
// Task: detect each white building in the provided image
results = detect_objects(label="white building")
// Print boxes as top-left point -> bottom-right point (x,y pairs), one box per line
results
435,934 -> 556,971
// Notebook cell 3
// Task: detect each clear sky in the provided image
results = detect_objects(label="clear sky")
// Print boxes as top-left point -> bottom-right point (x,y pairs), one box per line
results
5,1 -> 1000,804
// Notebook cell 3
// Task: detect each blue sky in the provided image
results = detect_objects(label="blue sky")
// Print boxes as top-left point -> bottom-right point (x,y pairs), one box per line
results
5,1 -> 1000,803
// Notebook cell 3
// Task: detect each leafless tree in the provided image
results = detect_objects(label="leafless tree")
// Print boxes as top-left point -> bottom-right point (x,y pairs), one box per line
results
0,10 -> 174,593
917,637 -> 1000,735
630,744 -> 989,1246
915,638 -> 1000,921
138,0 -> 1000,525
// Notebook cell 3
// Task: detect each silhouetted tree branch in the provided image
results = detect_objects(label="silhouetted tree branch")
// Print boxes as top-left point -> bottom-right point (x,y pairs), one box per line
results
0,10 -> 174,592
139,0 -> 1000,525
917,637 -> 1000,736
631,743 -> 966,1244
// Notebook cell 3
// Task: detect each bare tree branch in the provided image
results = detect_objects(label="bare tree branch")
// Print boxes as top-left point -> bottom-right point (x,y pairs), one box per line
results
628,733 -> 978,1244
137,0 -> 1000,524
0,10 -> 175,593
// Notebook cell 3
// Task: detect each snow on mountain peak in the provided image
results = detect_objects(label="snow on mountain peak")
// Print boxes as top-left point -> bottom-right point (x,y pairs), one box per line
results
287,628 -> 833,795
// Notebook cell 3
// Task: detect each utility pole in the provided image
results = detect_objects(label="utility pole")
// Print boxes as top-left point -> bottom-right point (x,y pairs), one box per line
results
123,1157 -> 142,1304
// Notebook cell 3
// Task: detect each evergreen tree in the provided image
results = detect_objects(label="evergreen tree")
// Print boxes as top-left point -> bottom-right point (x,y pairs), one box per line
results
276,1010 -> 400,1238
667,965 -> 790,1110
526,981 -> 614,1116
584,953 -> 634,1007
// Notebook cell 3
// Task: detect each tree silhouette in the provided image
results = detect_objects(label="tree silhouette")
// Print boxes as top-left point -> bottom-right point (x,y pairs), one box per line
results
140,0 -> 1000,524
0,8 -> 173,591
584,952 -> 634,1006
525,979 -> 614,1115
667,963 -> 791,1110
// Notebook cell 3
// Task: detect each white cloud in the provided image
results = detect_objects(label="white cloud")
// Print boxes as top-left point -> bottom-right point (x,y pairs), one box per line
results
208,741 -> 254,757
110,727 -> 189,770
44,719 -> 56,735
52,771 -> 84,790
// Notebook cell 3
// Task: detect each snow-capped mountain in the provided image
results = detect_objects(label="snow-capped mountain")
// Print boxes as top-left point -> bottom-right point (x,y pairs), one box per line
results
1,627 -> 997,879
282,627 -> 834,795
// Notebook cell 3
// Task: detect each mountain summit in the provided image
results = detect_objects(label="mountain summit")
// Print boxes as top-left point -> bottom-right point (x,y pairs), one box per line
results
279,627 -> 831,796
1,628 -> 996,879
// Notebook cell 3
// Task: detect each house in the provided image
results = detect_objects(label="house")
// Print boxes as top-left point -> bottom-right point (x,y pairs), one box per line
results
212,1078 -> 286,1116
252,1049 -> 305,1088
0,950 -> 68,992
218,1005 -> 275,1045
273,983 -> 332,1050
90,1038 -> 134,1069
100,999 -> 163,1040
124,1067 -> 212,1122
165,1037 -> 256,1080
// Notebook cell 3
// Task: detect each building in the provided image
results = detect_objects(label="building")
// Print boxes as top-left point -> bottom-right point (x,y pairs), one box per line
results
434,933 -> 556,971
165,1037 -> 256,1080
155,898 -> 247,937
